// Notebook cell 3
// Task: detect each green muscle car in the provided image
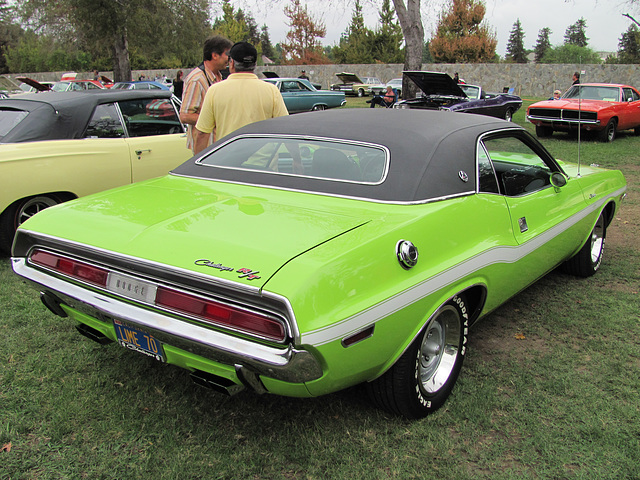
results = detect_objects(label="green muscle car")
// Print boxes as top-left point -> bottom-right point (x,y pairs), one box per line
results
11,109 -> 626,418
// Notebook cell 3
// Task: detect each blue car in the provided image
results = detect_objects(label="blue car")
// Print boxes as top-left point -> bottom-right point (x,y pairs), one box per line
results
394,71 -> 522,122
112,81 -> 170,91
263,78 -> 346,113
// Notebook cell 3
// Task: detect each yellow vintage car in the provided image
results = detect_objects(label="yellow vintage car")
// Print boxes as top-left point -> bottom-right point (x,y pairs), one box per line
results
0,90 -> 191,254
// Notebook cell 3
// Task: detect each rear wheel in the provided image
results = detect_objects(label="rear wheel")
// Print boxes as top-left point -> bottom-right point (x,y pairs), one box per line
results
598,119 -> 617,142
366,295 -> 469,419
535,125 -> 553,137
562,212 -> 606,277
0,195 -> 62,254
357,88 -> 365,97
312,104 -> 326,111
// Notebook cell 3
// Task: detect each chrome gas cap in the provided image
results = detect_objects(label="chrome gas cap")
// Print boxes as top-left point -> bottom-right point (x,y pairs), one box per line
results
396,240 -> 418,269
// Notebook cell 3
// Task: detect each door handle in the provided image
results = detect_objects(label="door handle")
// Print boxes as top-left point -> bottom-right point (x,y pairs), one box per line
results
135,149 -> 151,155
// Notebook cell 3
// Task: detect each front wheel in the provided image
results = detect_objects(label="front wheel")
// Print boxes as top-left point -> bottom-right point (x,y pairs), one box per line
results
598,119 -> 617,142
504,107 -> 514,122
312,104 -> 326,111
0,195 -> 62,254
535,125 -> 553,137
562,212 -> 607,277
357,88 -> 365,97
366,295 -> 469,419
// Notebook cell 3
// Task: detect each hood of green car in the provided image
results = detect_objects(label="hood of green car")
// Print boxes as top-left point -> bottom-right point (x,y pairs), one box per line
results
18,175 -> 372,286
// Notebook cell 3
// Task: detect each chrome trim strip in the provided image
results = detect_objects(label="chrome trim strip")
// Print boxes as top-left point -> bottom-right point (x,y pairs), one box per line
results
526,115 -> 600,126
301,186 -> 626,346
12,258 -> 323,383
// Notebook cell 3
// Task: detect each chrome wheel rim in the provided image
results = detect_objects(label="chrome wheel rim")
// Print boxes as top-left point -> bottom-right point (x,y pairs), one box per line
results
17,196 -> 59,227
418,306 -> 461,394
590,215 -> 605,264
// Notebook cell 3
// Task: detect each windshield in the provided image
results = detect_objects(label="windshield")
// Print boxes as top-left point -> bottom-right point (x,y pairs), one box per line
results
197,136 -> 388,184
460,85 -> 480,100
563,85 -> 620,102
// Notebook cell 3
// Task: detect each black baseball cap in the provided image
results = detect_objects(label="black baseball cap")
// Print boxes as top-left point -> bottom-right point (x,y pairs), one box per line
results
229,42 -> 257,67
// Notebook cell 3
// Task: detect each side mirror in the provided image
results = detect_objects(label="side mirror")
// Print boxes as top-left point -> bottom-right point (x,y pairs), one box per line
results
550,171 -> 568,191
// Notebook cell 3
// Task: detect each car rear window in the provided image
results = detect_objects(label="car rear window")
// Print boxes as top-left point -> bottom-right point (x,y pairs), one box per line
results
0,108 -> 28,139
196,136 -> 388,184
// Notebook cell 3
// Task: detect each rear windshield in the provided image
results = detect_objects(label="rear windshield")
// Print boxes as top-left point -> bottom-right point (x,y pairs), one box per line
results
0,108 -> 28,139
196,136 -> 388,184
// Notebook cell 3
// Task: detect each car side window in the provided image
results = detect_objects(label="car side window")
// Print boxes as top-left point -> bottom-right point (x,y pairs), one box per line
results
84,103 -> 125,138
477,145 -> 500,194
623,88 -> 639,102
117,98 -> 183,137
482,136 -> 552,197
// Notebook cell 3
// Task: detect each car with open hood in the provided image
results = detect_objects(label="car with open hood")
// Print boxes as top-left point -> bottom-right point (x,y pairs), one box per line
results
395,71 -> 522,121
263,77 -> 346,113
11,109 -> 626,418
527,83 -> 640,142
330,72 -> 383,97
0,90 -> 190,254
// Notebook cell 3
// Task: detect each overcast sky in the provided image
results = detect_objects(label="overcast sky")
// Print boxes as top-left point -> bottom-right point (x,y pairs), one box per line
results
222,0 -> 637,57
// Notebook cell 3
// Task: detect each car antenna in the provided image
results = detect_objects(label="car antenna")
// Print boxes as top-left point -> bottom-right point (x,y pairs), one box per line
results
577,59 -> 583,177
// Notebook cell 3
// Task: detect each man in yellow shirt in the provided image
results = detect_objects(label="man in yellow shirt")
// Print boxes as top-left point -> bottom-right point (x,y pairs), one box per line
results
194,42 -> 288,155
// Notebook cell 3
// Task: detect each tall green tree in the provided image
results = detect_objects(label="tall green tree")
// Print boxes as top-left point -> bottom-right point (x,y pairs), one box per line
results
617,24 -> 640,63
372,0 -> 404,64
505,18 -> 527,63
0,0 -> 24,73
333,0 -> 374,64
564,18 -> 589,47
430,0 -> 497,63
534,27 -> 552,63
14,0 -> 210,79
212,0 -> 250,42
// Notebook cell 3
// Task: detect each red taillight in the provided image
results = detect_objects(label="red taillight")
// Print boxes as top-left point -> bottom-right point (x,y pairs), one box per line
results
155,287 -> 286,342
30,249 -> 109,287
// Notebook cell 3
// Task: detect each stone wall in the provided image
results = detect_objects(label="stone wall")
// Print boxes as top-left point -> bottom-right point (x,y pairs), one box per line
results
8,63 -> 640,98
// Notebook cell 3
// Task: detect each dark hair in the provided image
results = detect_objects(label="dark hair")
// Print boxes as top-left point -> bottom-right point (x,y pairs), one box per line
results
573,71 -> 580,79
203,35 -> 233,62
176,70 -> 183,81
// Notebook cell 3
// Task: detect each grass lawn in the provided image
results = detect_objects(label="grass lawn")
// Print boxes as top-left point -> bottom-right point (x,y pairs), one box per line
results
1,99 -> 638,479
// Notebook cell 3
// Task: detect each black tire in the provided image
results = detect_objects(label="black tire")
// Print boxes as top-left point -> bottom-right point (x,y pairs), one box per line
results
535,125 -> 553,137
366,295 -> 469,419
598,119 -> 616,142
0,195 -> 62,255
504,107 -> 514,122
562,212 -> 606,277
357,88 -> 365,97
312,104 -> 326,111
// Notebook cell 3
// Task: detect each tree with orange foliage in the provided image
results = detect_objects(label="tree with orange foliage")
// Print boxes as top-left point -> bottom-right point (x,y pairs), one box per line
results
429,0 -> 497,63
281,0 -> 331,65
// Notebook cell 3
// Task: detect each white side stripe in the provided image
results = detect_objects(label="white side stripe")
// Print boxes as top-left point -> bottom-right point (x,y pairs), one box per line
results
301,188 -> 625,346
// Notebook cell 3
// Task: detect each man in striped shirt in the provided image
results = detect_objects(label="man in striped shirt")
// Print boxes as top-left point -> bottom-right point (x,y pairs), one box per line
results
179,35 -> 233,153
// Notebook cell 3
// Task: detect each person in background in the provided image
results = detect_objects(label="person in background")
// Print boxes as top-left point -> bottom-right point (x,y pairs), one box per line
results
194,41 -> 288,154
453,72 -> 460,83
179,35 -> 233,154
298,70 -> 309,80
572,71 -> 580,85
368,85 -> 397,108
173,70 -> 184,99
551,89 -> 562,100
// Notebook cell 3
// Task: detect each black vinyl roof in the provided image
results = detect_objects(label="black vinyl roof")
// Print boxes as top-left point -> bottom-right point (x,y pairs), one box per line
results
0,90 -> 173,143
172,109 -> 517,203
